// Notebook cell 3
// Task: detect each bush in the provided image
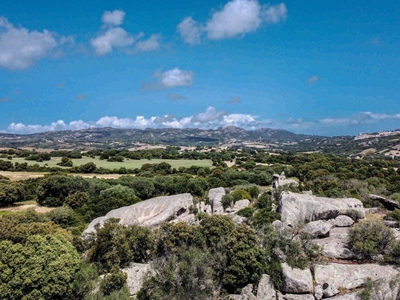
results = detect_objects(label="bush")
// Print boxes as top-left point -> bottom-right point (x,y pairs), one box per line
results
230,189 -> 252,202
221,194 -> 234,210
348,220 -> 394,260
236,207 -> 255,218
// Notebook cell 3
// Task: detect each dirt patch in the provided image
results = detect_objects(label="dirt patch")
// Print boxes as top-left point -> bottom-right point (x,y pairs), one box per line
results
0,171 -> 47,181
0,204 -> 54,214
0,171 -> 124,181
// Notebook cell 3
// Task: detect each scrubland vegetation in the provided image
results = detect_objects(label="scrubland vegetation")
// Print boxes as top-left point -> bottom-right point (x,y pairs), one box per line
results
1,146 -> 400,299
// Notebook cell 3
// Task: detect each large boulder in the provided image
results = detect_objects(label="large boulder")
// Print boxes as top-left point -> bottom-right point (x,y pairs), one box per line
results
257,274 -> 276,300
233,199 -> 251,211
313,227 -> 358,260
83,193 -> 193,234
209,187 -> 226,214
279,192 -> 364,227
314,263 -> 400,298
281,263 -> 313,294
302,220 -> 334,238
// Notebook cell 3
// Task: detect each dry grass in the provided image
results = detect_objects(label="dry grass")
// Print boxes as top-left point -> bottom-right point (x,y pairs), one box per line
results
0,200 -> 54,214
0,171 -> 125,181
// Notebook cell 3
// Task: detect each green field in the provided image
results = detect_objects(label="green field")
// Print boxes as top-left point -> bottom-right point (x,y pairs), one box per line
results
10,157 -> 213,170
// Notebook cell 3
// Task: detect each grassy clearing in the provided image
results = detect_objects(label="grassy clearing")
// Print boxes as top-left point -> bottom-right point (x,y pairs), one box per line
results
10,157 -> 213,169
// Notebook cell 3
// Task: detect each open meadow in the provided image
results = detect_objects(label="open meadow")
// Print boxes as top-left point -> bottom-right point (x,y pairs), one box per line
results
10,157 -> 213,170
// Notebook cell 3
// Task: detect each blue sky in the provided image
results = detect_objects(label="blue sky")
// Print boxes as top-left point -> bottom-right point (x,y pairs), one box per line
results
0,0 -> 400,136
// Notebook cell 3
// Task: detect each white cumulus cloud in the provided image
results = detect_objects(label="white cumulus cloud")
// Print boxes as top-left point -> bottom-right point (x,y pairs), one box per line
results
206,0 -> 264,40
91,27 -> 134,55
141,68 -> 194,90
101,10 -> 125,27
177,17 -> 202,45
91,10 -> 160,55
178,1 -> 287,43
135,34 -> 161,52
0,17 -> 58,69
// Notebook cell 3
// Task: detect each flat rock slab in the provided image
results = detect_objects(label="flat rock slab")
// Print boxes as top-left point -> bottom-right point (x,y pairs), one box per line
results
313,227 -> 358,260
314,263 -> 400,297
84,193 -> 193,234
279,192 -> 364,227
369,194 -> 400,210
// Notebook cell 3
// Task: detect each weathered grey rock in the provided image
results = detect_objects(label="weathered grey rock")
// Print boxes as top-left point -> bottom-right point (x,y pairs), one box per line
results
281,294 -> 314,300
384,220 -> 399,228
313,227 -> 358,259
257,274 -> 276,300
241,284 -> 257,300
334,215 -> 355,227
314,285 -> 323,300
233,199 -> 251,211
314,263 -> 400,298
329,275 -> 400,300
122,263 -> 152,297
281,263 -> 313,294
199,201 -> 212,215
170,213 -> 196,224
230,214 -> 247,225
328,291 -> 358,300
279,179 -> 299,187
209,187 -> 226,214
369,194 -> 400,210
276,291 -> 284,300
364,207 -> 379,214
279,191 -> 364,227
302,220 -> 334,237
83,193 -> 193,235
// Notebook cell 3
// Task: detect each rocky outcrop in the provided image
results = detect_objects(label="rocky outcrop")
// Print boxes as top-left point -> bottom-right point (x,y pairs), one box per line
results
313,227 -> 358,259
257,274 -> 276,300
302,220 -> 334,238
369,194 -> 400,210
334,215 -> 355,227
279,192 -> 364,227
314,263 -> 400,298
281,263 -> 313,294
209,187 -> 226,214
83,193 -> 194,234
122,263 -> 152,297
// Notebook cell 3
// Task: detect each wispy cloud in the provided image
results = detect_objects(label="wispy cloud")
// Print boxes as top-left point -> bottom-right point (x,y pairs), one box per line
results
141,68 -> 194,90
307,75 -> 318,83
167,93 -> 187,101
0,97 -> 11,103
226,96 -> 242,104
177,17 -> 202,45
75,94 -> 86,100
0,17 -> 59,69
134,34 -> 161,52
178,0 -> 287,44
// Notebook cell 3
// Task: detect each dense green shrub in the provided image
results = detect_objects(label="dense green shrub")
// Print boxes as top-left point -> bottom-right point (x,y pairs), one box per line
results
348,220 -> 394,260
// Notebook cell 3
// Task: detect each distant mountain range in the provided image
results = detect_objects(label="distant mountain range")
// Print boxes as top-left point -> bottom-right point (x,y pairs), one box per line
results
1,126 -> 400,157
